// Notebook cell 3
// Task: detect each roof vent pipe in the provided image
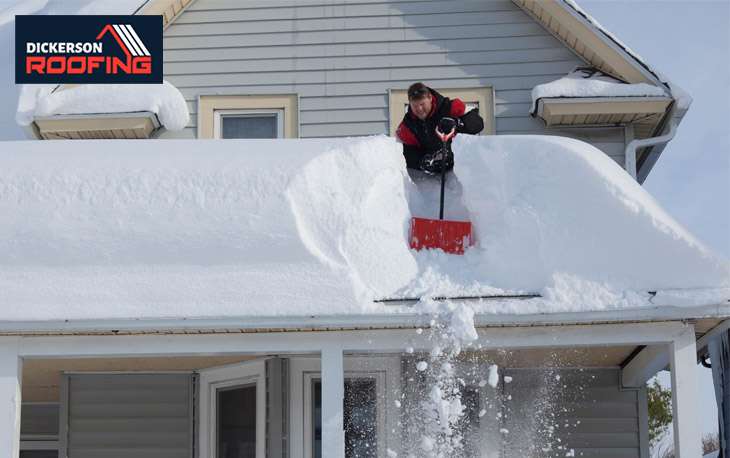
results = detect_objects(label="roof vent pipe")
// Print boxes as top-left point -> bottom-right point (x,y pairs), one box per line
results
624,105 -> 677,180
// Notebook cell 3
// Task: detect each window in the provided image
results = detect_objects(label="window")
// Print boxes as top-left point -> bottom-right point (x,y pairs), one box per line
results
198,95 -> 298,139
215,109 -> 285,139
217,384 -> 257,457
388,87 -> 494,136
289,356 -> 400,458
312,379 -> 378,458
198,360 -> 267,458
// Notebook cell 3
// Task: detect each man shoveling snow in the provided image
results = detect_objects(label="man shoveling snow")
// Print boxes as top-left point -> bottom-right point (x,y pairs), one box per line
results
397,82 -> 485,254
396,82 -> 484,174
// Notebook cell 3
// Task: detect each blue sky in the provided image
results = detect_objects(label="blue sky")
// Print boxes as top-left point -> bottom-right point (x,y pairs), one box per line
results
1,0 -> 728,442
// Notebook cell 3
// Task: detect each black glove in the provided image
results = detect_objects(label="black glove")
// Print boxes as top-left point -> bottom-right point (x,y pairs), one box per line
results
419,145 -> 454,175
437,117 -> 462,136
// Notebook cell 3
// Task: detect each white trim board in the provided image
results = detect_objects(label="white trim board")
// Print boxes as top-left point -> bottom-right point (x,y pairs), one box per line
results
14,321 -> 694,359
1,303 -> 728,335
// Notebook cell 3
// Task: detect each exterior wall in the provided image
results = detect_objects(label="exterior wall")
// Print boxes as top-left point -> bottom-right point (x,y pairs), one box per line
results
158,0 -> 626,166
503,368 -> 646,458
62,373 -> 194,458
31,365 -> 645,458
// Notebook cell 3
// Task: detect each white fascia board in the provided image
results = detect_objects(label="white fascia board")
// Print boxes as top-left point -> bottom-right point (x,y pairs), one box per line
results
1,303 -> 729,335
557,0 -> 667,89
17,321 -> 692,359
34,111 -> 160,126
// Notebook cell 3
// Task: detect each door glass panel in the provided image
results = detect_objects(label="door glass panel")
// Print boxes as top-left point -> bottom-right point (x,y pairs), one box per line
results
313,379 -> 377,458
221,115 -> 277,139
217,384 -> 256,458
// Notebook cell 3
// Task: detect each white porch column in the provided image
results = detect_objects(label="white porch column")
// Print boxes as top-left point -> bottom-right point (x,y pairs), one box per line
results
321,347 -> 345,458
670,324 -> 701,458
0,338 -> 22,458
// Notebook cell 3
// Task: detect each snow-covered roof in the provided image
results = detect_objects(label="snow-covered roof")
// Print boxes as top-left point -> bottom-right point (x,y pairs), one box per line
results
16,81 -> 189,131
0,136 -> 727,323
530,67 -> 668,114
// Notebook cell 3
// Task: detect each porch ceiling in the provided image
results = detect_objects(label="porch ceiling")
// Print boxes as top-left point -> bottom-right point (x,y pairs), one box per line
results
22,355 -> 256,402
21,347 -> 638,402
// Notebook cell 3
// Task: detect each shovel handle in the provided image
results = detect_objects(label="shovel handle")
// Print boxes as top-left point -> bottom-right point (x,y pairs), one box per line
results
435,125 -> 455,221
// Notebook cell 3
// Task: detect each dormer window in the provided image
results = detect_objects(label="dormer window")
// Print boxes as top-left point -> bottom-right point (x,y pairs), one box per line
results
214,109 -> 285,139
198,95 -> 298,139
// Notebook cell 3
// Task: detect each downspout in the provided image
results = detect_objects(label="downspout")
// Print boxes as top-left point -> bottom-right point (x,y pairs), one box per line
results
624,102 -> 677,181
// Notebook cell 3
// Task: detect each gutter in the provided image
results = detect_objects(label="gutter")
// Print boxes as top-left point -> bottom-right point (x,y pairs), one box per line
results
0,303 -> 728,335
625,101 -> 678,180
636,100 -> 683,183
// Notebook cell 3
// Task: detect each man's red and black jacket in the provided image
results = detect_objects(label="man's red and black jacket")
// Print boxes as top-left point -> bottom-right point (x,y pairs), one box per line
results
396,88 -> 484,170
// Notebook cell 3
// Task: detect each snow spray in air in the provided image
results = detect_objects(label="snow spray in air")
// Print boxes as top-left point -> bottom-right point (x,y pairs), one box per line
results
402,300 -> 485,456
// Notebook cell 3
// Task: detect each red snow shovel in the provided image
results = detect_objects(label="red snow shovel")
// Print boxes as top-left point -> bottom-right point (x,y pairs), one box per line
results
409,120 -> 473,255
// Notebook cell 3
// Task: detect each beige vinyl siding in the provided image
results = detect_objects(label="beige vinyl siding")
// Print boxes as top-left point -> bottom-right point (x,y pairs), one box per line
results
159,0 -> 624,164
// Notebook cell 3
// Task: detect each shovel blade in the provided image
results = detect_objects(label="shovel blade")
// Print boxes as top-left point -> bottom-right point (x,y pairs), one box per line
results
409,217 -> 472,255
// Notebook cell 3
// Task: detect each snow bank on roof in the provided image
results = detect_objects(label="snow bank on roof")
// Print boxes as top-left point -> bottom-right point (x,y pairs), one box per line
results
16,81 -> 189,131
0,135 -> 727,321
531,68 -> 667,114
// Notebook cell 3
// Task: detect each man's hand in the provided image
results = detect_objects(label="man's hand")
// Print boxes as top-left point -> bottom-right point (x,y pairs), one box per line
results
437,117 -> 464,136
419,145 -> 454,175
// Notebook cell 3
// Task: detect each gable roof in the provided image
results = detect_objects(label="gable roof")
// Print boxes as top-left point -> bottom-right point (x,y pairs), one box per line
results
513,0 -> 665,88
511,0 -> 690,181
137,0 -> 195,29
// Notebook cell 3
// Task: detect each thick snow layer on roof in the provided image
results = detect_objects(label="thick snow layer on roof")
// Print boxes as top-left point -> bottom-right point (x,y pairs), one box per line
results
0,135 -> 727,321
16,81 -> 189,131
531,68 -> 667,114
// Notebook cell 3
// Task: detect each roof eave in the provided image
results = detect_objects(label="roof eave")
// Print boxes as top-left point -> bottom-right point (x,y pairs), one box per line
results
1,302 -> 728,336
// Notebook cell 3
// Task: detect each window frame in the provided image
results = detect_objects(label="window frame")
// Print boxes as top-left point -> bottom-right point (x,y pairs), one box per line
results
388,86 -> 495,137
288,355 -> 401,458
197,359 -> 267,458
214,108 -> 285,139
198,94 -> 299,139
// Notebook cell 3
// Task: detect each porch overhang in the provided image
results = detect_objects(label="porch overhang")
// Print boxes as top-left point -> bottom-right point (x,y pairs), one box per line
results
1,312 -> 718,458
32,111 -> 161,140
0,301 -> 727,336
533,96 -> 672,127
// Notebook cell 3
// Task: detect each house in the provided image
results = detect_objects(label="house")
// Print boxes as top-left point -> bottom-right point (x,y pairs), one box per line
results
3,1 -> 728,458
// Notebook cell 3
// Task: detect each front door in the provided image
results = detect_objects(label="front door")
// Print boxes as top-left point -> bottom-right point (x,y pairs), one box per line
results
198,359 -> 266,458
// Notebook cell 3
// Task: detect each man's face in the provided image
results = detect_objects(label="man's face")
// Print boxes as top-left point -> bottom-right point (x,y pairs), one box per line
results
409,95 -> 432,120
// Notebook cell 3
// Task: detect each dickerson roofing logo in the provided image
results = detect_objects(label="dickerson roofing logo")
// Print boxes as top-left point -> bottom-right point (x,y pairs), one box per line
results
15,15 -> 162,84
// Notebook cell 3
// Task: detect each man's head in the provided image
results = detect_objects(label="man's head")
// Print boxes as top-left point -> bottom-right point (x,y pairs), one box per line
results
408,82 -> 432,120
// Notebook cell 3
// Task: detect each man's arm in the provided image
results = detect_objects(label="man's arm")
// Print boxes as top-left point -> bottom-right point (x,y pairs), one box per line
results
447,98 -> 483,135
396,121 -> 425,169
458,108 -> 484,135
